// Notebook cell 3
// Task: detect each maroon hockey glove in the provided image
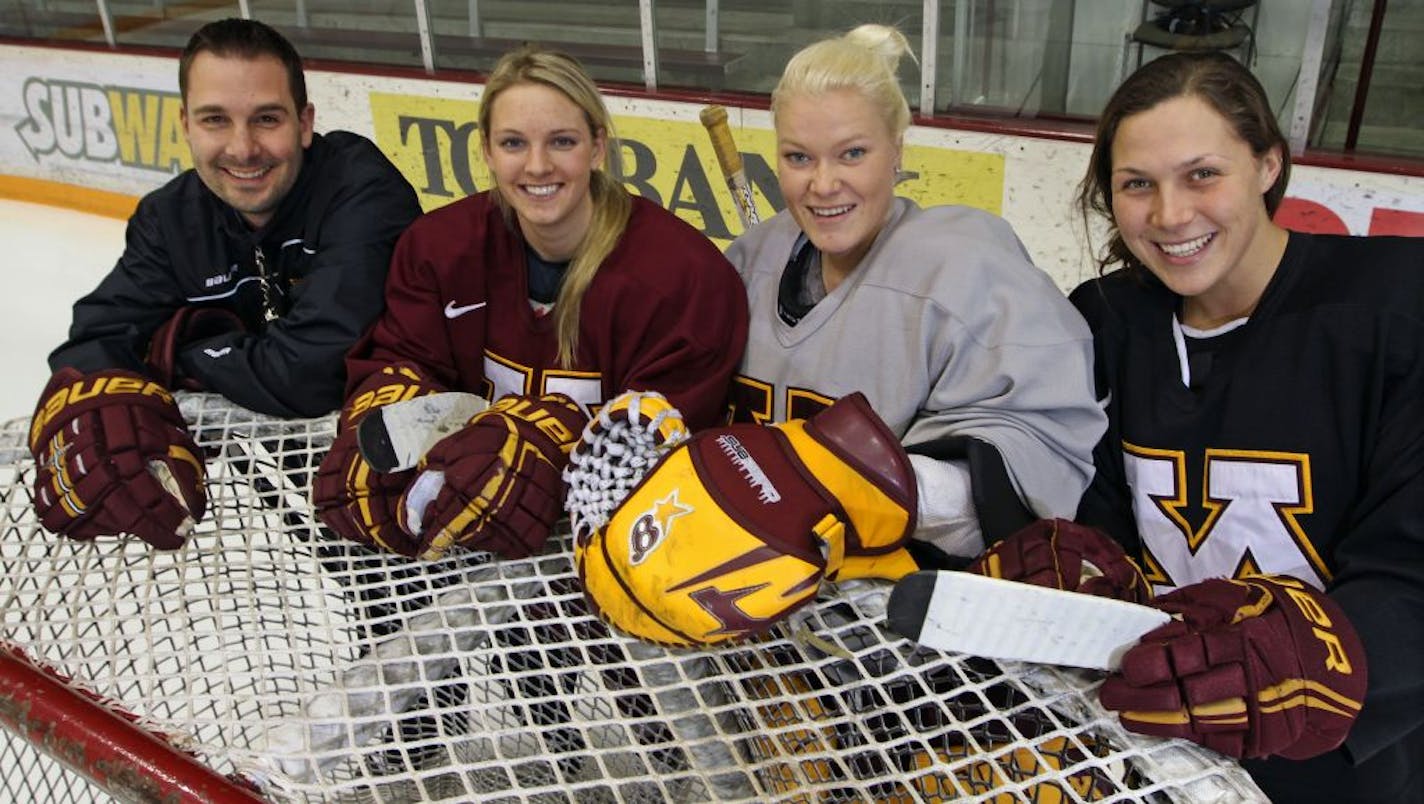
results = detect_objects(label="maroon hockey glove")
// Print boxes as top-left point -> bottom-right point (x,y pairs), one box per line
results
28,367 -> 205,549
1100,575 -> 1367,759
397,394 -> 587,561
313,366 -> 440,554
145,306 -> 248,390
969,518 -> 1151,604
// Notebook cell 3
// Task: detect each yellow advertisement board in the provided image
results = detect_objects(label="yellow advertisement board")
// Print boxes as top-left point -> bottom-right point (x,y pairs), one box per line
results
370,91 -> 1004,245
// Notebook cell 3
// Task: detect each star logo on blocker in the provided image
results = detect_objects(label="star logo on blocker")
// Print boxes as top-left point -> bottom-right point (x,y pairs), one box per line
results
651,491 -> 693,536
626,491 -> 694,566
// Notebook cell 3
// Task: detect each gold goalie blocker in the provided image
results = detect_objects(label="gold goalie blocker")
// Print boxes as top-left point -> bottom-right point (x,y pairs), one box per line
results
575,392 -> 921,646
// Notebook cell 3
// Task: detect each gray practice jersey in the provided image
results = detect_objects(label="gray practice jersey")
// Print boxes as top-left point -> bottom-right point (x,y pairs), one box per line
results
725,197 -> 1105,520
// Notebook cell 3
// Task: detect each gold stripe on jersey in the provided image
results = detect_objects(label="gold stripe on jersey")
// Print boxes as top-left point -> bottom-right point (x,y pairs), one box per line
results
731,374 -> 775,425
484,349 -> 536,396
1232,552 -> 1265,581
731,374 -> 839,426
786,386 -> 835,421
1122,442 -> 1198,548
484,348 -> 604,416
1140,549 -> 1171,588
539,366 -> 601,395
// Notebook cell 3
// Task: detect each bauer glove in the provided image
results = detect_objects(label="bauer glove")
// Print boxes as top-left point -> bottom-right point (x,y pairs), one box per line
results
313,365 -> 439,553
969,518 -> 1151,604
576,391 -> 921,647
397,393 -> 587,561
29,367 -> 205,549
1100,574 -> 1366,759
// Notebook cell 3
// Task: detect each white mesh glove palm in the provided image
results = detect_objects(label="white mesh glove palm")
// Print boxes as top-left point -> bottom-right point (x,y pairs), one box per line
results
562,390 -> 690,542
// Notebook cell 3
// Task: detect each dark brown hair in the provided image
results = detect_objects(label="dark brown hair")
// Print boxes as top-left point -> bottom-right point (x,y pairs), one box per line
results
179,18 -> 307,112
1077,52 -> 1289,275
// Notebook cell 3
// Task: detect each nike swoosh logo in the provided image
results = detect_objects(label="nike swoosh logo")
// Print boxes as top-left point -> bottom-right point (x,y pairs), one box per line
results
444,300 -> 488,319
203,347 -> 233,358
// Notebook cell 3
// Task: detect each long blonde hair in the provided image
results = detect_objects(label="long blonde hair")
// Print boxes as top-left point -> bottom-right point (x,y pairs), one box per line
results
479,46 -> 632,368
771,24 -> 915,140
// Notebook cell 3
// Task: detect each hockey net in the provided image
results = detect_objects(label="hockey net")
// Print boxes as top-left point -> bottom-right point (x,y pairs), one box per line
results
0,393 -> 1267,803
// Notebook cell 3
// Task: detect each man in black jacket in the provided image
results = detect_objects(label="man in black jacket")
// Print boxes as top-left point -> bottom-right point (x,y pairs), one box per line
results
28,18 -> 421,549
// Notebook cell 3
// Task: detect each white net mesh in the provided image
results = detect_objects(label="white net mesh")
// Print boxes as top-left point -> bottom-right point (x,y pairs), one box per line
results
0,393 -> 1267,803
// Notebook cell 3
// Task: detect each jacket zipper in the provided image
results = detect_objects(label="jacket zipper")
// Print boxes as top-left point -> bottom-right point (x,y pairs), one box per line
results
255,245 -> 279,321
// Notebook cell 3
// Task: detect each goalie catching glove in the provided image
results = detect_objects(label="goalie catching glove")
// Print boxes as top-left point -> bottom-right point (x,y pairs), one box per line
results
576,391 -> 921,647
563,389 -> 690,543
968,518 -> 1151,604
28,367 -> 205,549
313,365 -> 441,554
1100,574 -> 1367,760
397,393 -> 587,561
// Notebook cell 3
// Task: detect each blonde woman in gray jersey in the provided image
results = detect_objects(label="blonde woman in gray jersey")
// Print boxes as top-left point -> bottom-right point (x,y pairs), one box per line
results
725,24 -> 1106,565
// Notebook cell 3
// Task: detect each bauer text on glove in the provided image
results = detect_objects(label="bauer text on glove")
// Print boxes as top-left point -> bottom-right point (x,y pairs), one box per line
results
313,365 -> 440,554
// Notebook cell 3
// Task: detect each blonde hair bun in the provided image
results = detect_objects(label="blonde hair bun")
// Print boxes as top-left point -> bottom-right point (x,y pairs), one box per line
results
843,24 -> 916,71
771,24 -> 915,138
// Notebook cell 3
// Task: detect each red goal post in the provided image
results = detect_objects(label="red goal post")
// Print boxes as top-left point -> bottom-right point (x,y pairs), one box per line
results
0,393 -> 1267,803
0,642 -> 262,801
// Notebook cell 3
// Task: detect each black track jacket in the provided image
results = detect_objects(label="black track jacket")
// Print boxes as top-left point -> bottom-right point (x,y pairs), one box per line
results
49,131 -> 421,417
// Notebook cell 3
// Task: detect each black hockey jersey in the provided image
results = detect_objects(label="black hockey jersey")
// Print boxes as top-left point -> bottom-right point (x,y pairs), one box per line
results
1071,231 -> 1424,803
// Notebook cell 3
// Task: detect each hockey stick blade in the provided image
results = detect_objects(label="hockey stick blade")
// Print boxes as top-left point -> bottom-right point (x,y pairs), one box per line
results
886,571 -> 1170,671
357,392 -> 489,473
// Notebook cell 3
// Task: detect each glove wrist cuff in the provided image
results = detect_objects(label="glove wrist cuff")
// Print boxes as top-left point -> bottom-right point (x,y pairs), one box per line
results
341,365 -> 444,430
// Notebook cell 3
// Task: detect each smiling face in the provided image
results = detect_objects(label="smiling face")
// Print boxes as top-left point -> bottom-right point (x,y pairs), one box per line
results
775,88 -> 902,283
482,82 -> 606,261
181,52 -> 314,230
1109,94 -> 1287,326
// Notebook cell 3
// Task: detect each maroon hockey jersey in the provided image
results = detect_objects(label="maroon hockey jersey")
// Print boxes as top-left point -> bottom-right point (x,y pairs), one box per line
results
345,192 -> 748,430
